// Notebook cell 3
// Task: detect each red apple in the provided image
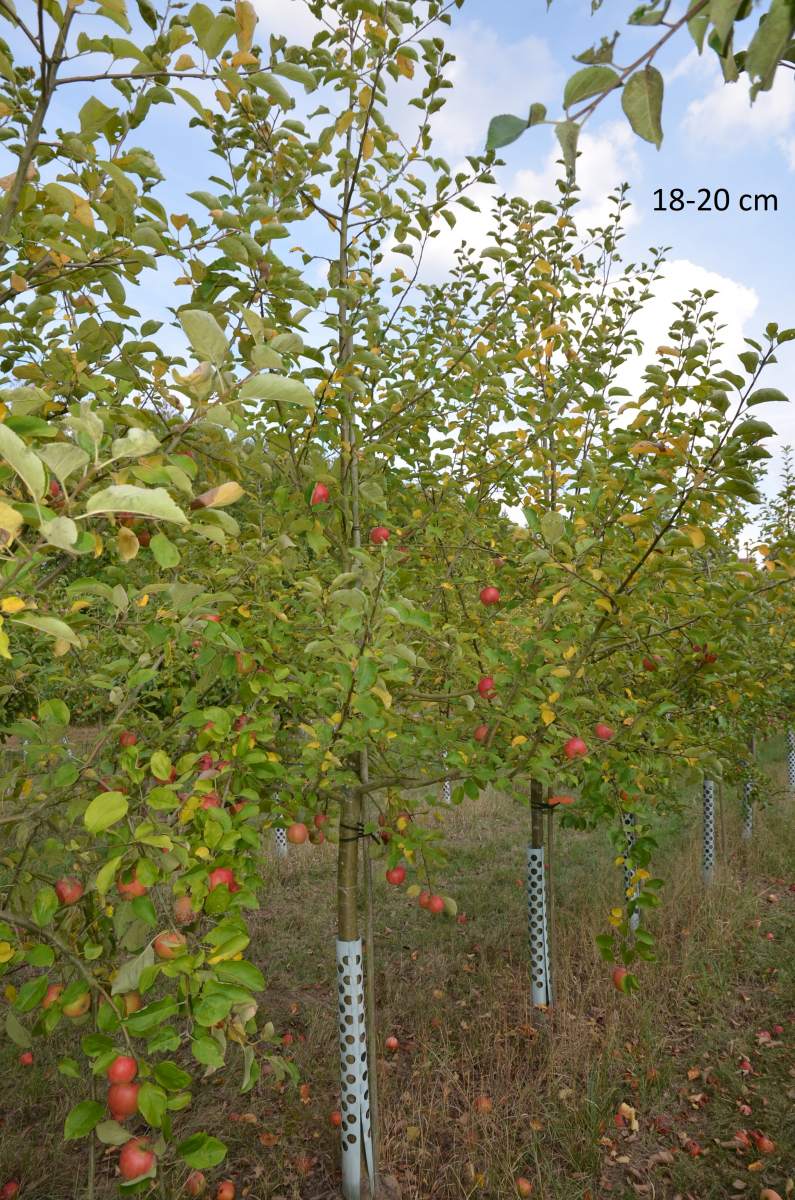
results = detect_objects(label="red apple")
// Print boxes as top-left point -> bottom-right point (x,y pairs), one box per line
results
108,1081 -> 139,1120
308,827 -> 325,845
0,1182 -> 20,1199
63,990 -> 91,1018
208,867 -> 240,893
428,894 -> 445,915
18,1051 -> 33,1066
55,877 -> 83,906
117,870 -> 147,901
286,822 -> 308,845
215,1183 -> 235,1200
473,723 -> 489,743
385,866 -> 406,886
594,723 -> 614,741
233,714 -> 249,732
612,966 -> 629,992
174,896 -> 195,926
199,792 -> 221,810
456,913 -> 468,925
310,482 -> 330,505
137,529 -> 151,547
119,730 -> 137,748
200,614 -> 221,623
118,1137 -> 154,1181
563,736 -> 587,759
474,1095 -> 493,1114
153,931 -> 187,960
477,676 -> 496,699
42,983 -> 63,1009
418,891 -> 431,909
641,656 -> 659,672
369,526 -> 390,545
479,586 -> 500,606
122,991 -> 142,1015
329,1109 -> 342,1128
313,812 -> 328,829
516,1179 -> 533,1197
385,1035 -> 399,1051
185,1171 -> 207,1197
548,794 -> 575,807
107,1055 -> 137,1084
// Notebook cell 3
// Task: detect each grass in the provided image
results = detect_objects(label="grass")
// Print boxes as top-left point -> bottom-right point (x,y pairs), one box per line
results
1,748 -> 793,1200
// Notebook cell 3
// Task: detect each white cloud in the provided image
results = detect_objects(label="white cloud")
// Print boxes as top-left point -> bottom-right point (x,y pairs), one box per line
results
423,21 -> 560,160
682,70 -> 795,165
252,0 -> 324,44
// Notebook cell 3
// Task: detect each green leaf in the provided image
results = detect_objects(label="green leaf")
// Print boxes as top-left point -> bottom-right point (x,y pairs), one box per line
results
32,885 -> 59,927
5,1009 -> 32,1048
745,0 -> 792,90
11,614 -> 81,647
111,945 -> 155,995
15,976 -> 49,1012
58,1057 -> 81,1077
42,516 -> 79,550
85,485 -> 188,525
154,1061 -> 192,1091
110,428 -> 161,460
746,387 -> 788,406
191,1035 -> 225,1067
84,790 -> 128,834
179,309 -> 229,365
137,1081 -> 168,1127
249,70 -> 293,108
555,120 -> 580,176
95,1119 -> 132,1145
528,103 -> 547,127
540,511 -> 566,544
96,855 -> 123,898
64,1100 -> 105,1140
621,66 -> 664,147
150,750 -> 173,781
272,61 -> 317,91
710,0 -> 744,50
563,65 -> 620,108
150,532 -> 181,567
485,114 -> 528,150
37,443 -> 90,484
79,96 -> 116,136
239,374 -> 316,412
0,423 -> 46,499
177,1132 -> 227,1169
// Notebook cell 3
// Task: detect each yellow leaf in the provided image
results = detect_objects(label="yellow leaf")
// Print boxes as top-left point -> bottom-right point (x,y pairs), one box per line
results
547,691 -> 560,704
10,273 -> 27,292
174,53 -> 196,70
535,259 -> 551,274
552,587 -> 569,606
0,620 -> 10,660
53,638 -> 71,657
117,527 -> 139,562
194,846 -> 210,860
136,593 -> 149,607
235,0 -> 257,51
4,984 -> 17,1002
595,597 -> 613,613
511,735 -> 527,747
563,645 -> 577,660
550,666 -> 570,678
683,526 -> 705,549
237,605 -> 251,617
0,942 -> 14,963
371,684 -> 392,709
336,110 -> 354,134
1,596 -> 25,614
540,323 -> 565,338
540,705 -> 556,726
628,440 -> 659,456
395,52 -> 414,78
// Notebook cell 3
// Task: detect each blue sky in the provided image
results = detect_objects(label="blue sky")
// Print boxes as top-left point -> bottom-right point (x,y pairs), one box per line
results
2,0 -> 793,511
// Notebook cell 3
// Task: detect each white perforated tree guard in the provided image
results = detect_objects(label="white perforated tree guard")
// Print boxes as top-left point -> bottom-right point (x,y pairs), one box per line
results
527,846 -> 552,1007
742,780 -> 753,841
336,938 -> 374,1198
441,750 -> 451,805
787,729 -> 795,793
622,812 -> 640,933
703,779 -> 716,885
274,827 -> 288,858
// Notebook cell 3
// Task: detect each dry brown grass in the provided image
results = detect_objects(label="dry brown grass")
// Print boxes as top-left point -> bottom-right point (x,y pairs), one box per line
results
1,753 -> 793,1200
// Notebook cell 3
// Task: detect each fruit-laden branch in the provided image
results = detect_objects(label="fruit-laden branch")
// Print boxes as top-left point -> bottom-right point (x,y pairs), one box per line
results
0,907 -> 132,1047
